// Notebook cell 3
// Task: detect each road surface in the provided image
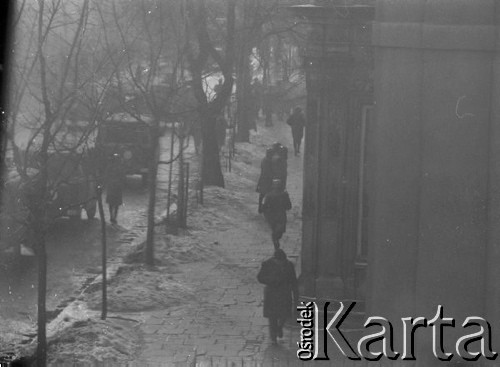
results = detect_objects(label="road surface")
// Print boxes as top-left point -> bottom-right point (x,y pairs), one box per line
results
0,131 -> 195,354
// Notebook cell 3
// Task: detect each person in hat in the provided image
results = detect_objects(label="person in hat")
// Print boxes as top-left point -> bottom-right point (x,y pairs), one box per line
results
286,107 -> 306,156
106,153 -> 126,224
262,178 -> 292,249
257,248 -> 298,345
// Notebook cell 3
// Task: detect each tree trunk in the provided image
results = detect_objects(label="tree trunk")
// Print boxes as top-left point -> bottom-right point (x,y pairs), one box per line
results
145,125 -> 160,265
202,113 -> 224,187
261,36 -> 270,92
36,234 -> 47,367
260,37 -> 273,127
235,46 -> 252,142
235,0 -> 253,142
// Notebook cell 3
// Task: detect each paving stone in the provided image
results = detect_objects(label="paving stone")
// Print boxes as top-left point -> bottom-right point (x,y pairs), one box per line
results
142,324 -> 162,334
248,318 -> 268,327
163,336 -> 186,345
238,350 -> 256,357
141,342 -> 165,354
213,328 -> 242,336
215,298 -> 236,306
199,344 -> 227,356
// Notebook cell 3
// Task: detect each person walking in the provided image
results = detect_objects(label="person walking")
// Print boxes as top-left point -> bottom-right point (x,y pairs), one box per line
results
257,249 -> 299,345
106,153 -> 125,224
263,86 -> 275,127
250,77 -> 263,120
256,148 -> 273,213
256,143 -> 288,213
270,142 -> 287,188
262,179 -> 292,250
286,107 -> 306,156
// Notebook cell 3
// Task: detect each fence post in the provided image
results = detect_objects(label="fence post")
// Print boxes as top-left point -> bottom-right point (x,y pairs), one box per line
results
199,141 -> 204,205
177,134 -> 186,228
165,124 -> 175,232
184,162 -> 189,226
97,185 -> 107,320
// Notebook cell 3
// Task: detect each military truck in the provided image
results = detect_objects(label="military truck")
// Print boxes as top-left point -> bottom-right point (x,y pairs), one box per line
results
96,113 -> 154,184
0,151 -> 97,256
44,152 -> 97,220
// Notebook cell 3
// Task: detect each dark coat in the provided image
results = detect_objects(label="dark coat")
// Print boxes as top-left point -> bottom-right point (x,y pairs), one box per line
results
262,190 -> 292,238
286,112 -> 305,140
257,256 -> 298,319
256,155 -> 287,195
256,157 -> 273,194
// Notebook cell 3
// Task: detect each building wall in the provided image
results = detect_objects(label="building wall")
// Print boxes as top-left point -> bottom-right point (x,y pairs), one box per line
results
368,0 -> 500,365
298,4 -> 374,300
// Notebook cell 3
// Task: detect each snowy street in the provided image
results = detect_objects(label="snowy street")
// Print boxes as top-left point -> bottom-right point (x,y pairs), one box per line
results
1,118 -> 306,365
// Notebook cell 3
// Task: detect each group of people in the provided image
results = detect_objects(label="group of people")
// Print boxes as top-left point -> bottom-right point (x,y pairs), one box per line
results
256,105 -> 306,250
255,107 -> 307,345
256,142 -> 291,250
256,142 -> 298,345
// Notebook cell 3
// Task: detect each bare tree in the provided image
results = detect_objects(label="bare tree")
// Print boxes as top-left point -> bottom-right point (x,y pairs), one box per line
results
97,0 -> 190,264
4,1 -> 116,364
233,0 -> 303,136
234,0 -> 260,141
185,0 -> 236,187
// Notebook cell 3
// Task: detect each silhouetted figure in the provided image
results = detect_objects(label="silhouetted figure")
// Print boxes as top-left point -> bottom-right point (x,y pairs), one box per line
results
216,114 -> 228,152
256,143 -> 288,213
214,78 -> 223,96
106,154 -> 125,224
251,77 -> 263,120
270,142 -> 288,188
257,249 -> 299,345
257,148 -> 273,213
262,179 -> 292,249
286,107 -> 306,156
263,86 -> 275,127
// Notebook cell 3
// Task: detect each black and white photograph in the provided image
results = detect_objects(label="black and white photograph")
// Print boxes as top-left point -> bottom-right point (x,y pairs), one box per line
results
0,0 -> 498,366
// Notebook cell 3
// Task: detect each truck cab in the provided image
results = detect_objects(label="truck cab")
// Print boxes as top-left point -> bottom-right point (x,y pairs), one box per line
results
96,113 -> 153,184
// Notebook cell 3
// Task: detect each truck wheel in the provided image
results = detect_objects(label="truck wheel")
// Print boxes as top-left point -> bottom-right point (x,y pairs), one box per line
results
86,200 -> 97,220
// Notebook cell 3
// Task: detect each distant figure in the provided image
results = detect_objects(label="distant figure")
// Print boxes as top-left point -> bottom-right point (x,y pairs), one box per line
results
262,179 -> 292,250
286,107 -> 306,156
257,148 -> 274,213
189,120 -> 202,155
214,78 -> 223,97
257,249 -> 298,345
251,78 -> 263,120
106,154 -> 125,224
256,143 -> 288,213
263,86 -> 275,127
216,114 -> 228,151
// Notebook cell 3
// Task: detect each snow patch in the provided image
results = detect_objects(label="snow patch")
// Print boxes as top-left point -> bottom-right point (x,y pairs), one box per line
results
47,317 -> 141,365
85,264 -> 194,312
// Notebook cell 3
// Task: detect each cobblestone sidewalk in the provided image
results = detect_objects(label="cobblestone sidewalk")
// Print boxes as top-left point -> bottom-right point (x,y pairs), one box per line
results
131,121 -> 304,366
